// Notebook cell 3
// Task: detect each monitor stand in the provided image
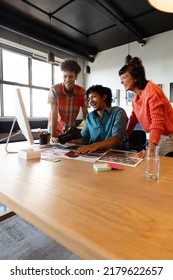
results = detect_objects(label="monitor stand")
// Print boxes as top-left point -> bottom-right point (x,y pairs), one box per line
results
0,118 -> 22,153
2,118 -> 41,159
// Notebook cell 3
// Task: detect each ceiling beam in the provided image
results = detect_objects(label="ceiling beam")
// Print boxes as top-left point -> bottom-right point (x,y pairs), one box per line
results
0,3 -> 95,62
88,0 -> 145,44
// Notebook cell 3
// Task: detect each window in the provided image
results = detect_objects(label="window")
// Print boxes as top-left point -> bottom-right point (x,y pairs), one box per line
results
0,48 -> 60,118
3,85 -> 30,116
3,50 -> 29,84
54,65 -> 63,84
32,89 -> 50,117
32,59 -> 52,87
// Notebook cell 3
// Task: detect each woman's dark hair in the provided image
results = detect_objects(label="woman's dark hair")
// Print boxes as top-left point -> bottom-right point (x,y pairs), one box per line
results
118,57 -> 148,89
86,85 -> 112,107
60,59 -> 81,75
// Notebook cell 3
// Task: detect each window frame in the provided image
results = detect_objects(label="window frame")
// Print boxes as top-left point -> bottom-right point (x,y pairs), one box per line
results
0,46 -> 60,119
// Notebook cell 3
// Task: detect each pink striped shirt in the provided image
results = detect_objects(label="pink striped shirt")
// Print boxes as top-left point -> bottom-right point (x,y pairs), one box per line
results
48,83 -> 86,135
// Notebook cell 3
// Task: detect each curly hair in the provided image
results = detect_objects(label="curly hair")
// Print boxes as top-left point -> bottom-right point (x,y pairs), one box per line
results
60,59 -> 81,75
86,85 -> 112,107
118,57 -> 148,89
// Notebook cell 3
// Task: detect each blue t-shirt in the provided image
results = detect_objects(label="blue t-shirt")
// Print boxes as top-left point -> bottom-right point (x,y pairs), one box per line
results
81,106 -> 128,146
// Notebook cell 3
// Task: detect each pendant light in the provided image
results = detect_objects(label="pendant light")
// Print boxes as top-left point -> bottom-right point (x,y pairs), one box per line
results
125,54 -> 132,64
84,64 -> 91,75
47,51 -> 55,64
84,35 -> 91,75
125,27 -> 132,64
148,0 -> 173,13
47,13 -> 55,64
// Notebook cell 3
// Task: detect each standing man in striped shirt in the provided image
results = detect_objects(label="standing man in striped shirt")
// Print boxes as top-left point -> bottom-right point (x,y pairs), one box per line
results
48,59 -> 88,143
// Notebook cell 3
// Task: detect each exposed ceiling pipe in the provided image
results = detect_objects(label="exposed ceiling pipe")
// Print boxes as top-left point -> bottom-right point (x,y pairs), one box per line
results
88,0 -> 145,44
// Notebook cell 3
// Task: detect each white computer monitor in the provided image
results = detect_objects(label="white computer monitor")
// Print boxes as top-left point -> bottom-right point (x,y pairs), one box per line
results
15,88 -> 34,145
5,88 -> 34,153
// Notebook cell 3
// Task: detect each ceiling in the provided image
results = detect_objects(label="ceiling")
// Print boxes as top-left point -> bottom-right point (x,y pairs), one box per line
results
0,0 -> 173,62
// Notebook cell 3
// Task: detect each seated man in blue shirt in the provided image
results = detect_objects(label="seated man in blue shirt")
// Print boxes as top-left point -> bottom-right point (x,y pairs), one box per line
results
71,85 -> 128,154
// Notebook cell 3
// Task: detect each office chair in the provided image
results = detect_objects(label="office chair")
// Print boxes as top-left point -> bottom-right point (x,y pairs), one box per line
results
128,130 -> 147,152
165,151 -> 173,157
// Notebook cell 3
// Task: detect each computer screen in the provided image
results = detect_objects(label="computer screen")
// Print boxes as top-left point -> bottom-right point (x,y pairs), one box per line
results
15,88 -> 34,145
5,88 -> 34,152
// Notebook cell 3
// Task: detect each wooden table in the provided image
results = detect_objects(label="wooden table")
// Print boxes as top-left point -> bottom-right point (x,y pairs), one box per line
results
0,142 -> 173,259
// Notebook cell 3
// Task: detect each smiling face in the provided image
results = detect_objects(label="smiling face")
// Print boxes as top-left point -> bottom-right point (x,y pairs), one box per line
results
88,91 -> 107,111
120,72 -> 136,91
63,70 -> 77,92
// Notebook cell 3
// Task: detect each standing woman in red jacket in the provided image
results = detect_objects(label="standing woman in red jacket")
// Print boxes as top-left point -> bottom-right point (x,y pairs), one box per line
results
119,57 -> 173,156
